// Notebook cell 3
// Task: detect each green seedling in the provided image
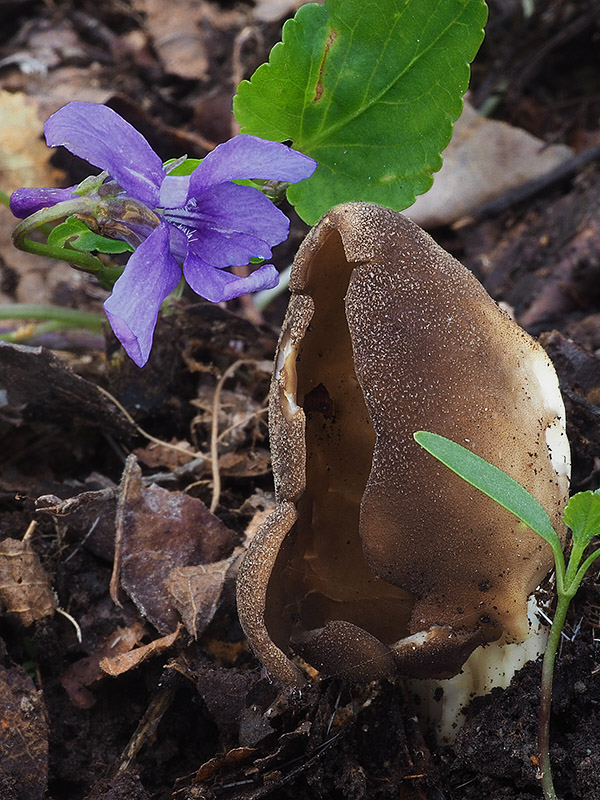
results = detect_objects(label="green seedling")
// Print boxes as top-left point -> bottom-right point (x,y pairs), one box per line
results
414,430 -> 600,800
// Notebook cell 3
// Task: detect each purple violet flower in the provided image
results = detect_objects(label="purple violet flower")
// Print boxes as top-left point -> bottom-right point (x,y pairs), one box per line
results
10,102 -> 317,367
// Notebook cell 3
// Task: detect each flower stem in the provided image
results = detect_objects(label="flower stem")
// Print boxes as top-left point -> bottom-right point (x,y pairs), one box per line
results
11,199 -> 105,273
0,189 -> 10,208
538,592 -> 571,800
0,303 -> 105,335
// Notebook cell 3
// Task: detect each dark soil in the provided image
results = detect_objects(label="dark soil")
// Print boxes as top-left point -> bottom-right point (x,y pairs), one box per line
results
1,1 -> 600,799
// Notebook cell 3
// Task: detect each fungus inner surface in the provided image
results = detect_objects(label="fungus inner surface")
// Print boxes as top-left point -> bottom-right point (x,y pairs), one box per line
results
263,231 -> 414,662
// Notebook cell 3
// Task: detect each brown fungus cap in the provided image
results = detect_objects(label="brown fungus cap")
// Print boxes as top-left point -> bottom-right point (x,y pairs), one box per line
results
236,202 -> 570,684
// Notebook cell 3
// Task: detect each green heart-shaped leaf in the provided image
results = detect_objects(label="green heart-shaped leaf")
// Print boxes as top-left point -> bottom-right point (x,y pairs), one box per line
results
234,0 -> 488,223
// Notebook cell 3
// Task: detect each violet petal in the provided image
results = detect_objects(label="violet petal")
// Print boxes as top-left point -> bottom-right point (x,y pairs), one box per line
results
104,221 -> 181,367
10,186 -> 78,218
166,223 -> 190,263
189,134 -> 317,194
183,252 -> 279,302
45,102 -> 165,207
159,175 -> 191,209
166,182 -> 289,268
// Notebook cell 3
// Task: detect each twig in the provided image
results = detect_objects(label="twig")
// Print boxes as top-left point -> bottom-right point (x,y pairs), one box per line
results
231,26 -> 263,137
471,144 -> 600,220
22,520 -> 37,542
217,406 -> 268,445
110,454 -> 138,608
56,607 -> 83,643
95,383 -> 208,462
116,687 -> 176,774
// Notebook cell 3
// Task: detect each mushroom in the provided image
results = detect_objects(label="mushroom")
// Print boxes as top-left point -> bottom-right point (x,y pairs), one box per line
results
237,202 -> 570,701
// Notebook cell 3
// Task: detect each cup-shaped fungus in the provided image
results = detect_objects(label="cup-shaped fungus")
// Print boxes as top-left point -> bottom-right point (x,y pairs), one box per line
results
237,202 -> 570,693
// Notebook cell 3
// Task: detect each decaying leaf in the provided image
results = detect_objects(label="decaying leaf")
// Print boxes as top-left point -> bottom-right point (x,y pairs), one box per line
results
166,489 -> 276,639
217,448 -> 271,478
252,0 -> 313,23
36,487 -> 118,563
407,100 -> 573,228
116,459 -> 238,632
0,90 -> 73,306
0,90 -> 61,192
0,664 -> 48,800
0,538 -> 56,626
133,439 -> 197,470
100,626 -> 181,677
192,747 -> 257,783
196,664 -> 262,746
134,0 -> 209,79
60,621 -> 148,709
240,490 -> 277,543
167,557 -> 238,639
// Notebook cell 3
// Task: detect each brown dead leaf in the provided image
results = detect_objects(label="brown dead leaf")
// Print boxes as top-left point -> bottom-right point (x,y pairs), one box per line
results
134,439 -> 196,470
23,64 -> 111,123
252,0 -> 312,23
167,556 -> 239,639
407,100 -> 573,228
0,90 -> 62,192
218,448 -> 271,478
135,0 -> 208,79
36,487 -> 118,563
193,747 -> 256,782
0,90 -> 74,306
0,664 -> 48,800
165,493 -> 273,640
60,621 -> 148,709
242,492 -> 276,540
196,665 -> 260,745
100,625 -> 181,677
116,459 -> 238,632
239,691 -> 278,747
0,538 -> 55,627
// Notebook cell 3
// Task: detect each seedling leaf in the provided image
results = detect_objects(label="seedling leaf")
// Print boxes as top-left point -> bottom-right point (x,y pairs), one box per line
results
414,431 -> 562,553
563,491 -> 600,549
234,0 -> 488,223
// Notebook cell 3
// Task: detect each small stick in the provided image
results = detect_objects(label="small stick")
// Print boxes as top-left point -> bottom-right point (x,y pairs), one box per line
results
472,144 -> 600,220
95,384 -> 207,462
110,454 -> 138,607
116,686 -> 176,774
